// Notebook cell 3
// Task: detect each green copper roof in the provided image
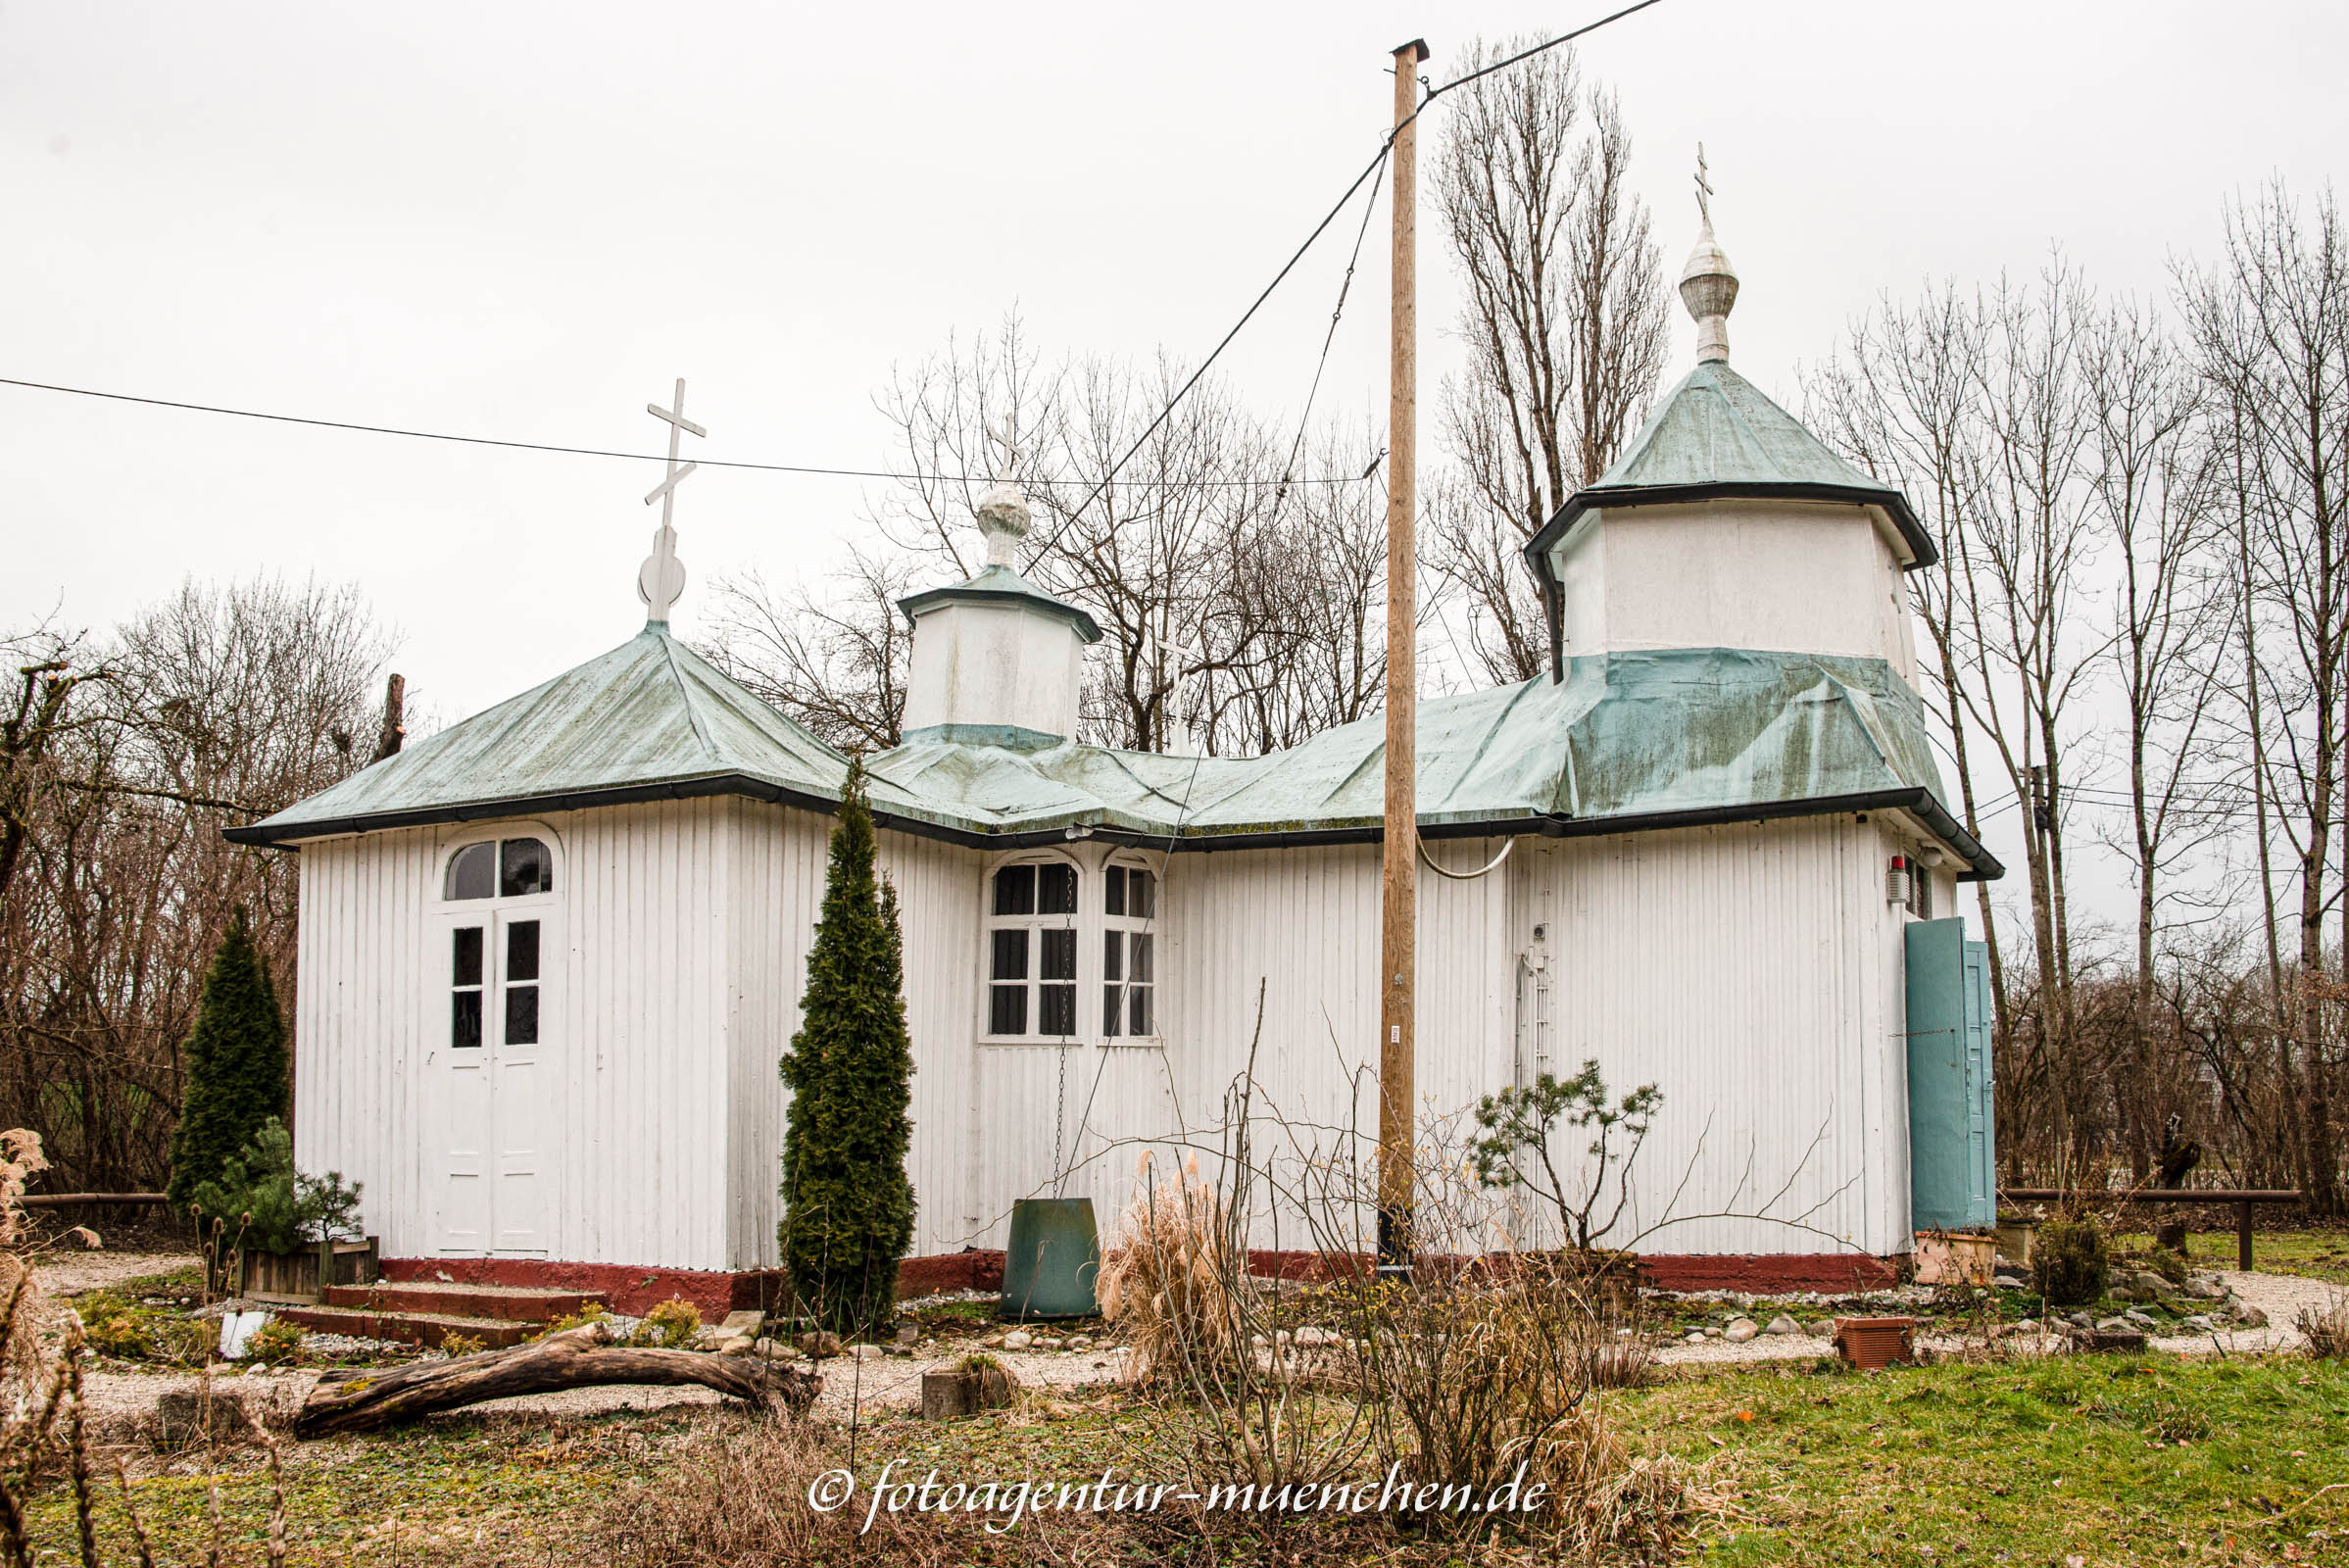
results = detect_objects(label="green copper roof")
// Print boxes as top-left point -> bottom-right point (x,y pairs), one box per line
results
896,563 -> 1103,643
859,647 -> 1985,867
227,631 -> 1998,878
1523,361 -> 1934,571
227,626 -> 851,841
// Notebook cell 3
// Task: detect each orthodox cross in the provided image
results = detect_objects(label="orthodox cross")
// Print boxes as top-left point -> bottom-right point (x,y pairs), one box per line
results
638,377 -> 704,623
1694,142 -> 1713,227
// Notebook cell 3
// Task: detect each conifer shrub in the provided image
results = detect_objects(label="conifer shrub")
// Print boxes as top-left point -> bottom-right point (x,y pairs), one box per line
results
186,1117 -> 365,1256
778,759 -> 916,1337
2031,1215 -> 2110,1306
167,908 -> 291,1206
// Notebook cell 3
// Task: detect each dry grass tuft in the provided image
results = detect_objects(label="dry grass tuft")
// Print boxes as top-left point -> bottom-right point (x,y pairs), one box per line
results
1097,1152 -> 1244,1383
2297,1290 -> 2349,1359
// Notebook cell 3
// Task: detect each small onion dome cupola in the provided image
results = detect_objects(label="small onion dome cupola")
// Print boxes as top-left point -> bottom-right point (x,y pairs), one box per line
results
1518,193 -> 1937,681
896,481 -> 1102,750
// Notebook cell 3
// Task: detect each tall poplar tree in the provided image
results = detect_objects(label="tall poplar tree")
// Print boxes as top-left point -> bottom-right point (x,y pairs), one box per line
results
779,759 -> 916,1334
166,906 -> 290,1206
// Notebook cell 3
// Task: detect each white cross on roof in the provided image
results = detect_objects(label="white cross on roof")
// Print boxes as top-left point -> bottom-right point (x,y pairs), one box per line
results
637,377 -> 703,624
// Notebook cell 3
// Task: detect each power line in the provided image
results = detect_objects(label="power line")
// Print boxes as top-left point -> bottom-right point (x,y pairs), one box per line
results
1278,146 -> 1390,494
1023,0 -> 1674,568
0,374 -> 1364,491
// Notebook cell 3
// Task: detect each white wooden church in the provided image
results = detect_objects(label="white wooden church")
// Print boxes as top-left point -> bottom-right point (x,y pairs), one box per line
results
231,223 -> 2002,1307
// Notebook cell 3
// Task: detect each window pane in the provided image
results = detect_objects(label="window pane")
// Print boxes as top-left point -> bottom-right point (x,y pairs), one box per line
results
1102,930 -> 1122,981
989,985 -> 1027,1036
1038,862 -> 1077,914
1130,986 -> 1152,1037
446,843 -> 496,901
505,984 -> 539,1045
1103,986 -> 1122,1037
993,865 -> 1036,915
1041,928 -> 1076,981
452,990 -> 482,1049
1129,870 -> 1155,918
501,838 -> 553,897
1040,984 -> 1076,1036
453,927 -> 484,987
1131,932 -> 1154,984
1103,866 -> 1126,916
507,920 -> 540,982
991,928 -> 1029,981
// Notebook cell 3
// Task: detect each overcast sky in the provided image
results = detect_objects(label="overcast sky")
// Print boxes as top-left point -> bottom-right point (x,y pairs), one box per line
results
6,1 -> 2344,933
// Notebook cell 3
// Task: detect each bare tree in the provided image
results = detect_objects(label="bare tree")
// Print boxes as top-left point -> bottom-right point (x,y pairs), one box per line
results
2178,180 -> 2349,1212
0,577 -> 392,1191
1429,38 -> 1668,685
2081,298 -> 2229,1176
855,317 -> 1388,757
1808,263 -> 2109,1179
697,549 -> 917,754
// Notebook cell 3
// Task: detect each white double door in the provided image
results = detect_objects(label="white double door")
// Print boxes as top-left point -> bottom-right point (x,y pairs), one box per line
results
428,906 -> 556,1255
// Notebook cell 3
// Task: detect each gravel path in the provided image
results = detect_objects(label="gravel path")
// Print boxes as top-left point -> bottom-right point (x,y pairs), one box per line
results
32,1250 -> 197,1298
65,1266 -> 2343,1441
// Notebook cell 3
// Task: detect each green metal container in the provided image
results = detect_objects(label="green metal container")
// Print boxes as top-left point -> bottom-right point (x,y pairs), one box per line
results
1000,1198 -> 1101,1321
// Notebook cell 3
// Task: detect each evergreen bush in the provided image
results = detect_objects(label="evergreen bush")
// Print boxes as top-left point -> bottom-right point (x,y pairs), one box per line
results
187,1117 -> 365,1255
2031,1214 -> 2110,1306
778,759 -> 916,1336
166,908 -> 290,1206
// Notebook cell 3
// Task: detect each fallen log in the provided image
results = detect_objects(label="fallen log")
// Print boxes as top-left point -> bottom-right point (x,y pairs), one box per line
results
291,1323 -> 819,1438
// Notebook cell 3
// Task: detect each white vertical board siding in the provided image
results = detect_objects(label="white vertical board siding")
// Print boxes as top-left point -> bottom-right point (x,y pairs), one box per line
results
879,829 -> 983,1255
1512,817 -> 1903,1256
290,828 -> 434,1259
293,802 -> 737,1272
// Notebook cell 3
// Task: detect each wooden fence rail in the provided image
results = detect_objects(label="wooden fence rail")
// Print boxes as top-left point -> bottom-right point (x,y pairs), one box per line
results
2000,1188 -> 2303,1271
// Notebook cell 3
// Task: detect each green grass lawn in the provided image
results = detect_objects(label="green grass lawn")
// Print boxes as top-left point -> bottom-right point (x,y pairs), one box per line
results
2243,1230 -> 2349,1286
30,1354 -> 2349,1565
1621,1355 -> 2349,1565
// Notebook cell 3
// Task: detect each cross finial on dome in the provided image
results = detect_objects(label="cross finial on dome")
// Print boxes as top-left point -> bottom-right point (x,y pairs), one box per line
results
974,421 -> 1031,569
638,377 -> 703,624
1679,145 -> 1738,365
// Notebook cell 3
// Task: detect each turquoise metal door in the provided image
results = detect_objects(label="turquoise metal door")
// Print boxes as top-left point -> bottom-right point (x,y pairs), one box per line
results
1906,918 -> 1993,1230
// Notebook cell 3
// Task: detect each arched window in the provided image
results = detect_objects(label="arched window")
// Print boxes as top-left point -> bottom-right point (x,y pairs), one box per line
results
440,835 -> 557,1049
443,837 -> 554,901
1101,858 -> 1156,1038
985,856 -> 1080,1039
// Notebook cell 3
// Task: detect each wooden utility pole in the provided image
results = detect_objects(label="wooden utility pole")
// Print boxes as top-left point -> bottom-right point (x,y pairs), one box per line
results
1378,37 -> 1429,1272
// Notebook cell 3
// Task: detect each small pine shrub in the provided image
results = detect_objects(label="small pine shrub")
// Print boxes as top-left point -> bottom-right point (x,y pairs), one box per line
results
243,1317 -> 306,1365
630,1298 -> 702,1348
439,1332 -> 488,1358
188,1117 -> 364,1256
2031,1215 -> 2110,1307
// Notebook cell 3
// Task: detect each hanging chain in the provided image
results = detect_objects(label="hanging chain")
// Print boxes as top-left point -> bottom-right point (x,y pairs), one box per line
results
1052,1043 -> 1070,1198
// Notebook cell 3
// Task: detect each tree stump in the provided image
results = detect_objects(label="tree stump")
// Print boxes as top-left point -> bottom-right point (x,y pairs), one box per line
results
919,1362 -> 1015,1421
291,1323 -> 818,1438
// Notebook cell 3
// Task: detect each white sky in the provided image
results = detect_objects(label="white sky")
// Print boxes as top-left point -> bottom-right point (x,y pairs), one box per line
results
6,1 -> 2344,936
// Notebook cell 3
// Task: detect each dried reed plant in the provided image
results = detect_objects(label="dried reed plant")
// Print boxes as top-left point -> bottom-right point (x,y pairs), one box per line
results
1098,1151 -> 1244,1384
2298,1291 -> 2349,1359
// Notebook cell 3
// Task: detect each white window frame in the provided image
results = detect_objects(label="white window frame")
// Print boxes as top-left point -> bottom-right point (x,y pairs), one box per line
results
1100,855 -> 1161,1044
980,851 -> 1085,1045
434,825 -> 563,1052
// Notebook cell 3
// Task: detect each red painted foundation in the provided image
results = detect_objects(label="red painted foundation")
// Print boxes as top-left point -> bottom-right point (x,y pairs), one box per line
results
383,1247 -> 1899,1316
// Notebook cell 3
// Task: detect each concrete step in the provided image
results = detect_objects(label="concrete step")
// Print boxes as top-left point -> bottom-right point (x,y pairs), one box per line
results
320,1281 -> 608,1323
276,1304 -> 540,1350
